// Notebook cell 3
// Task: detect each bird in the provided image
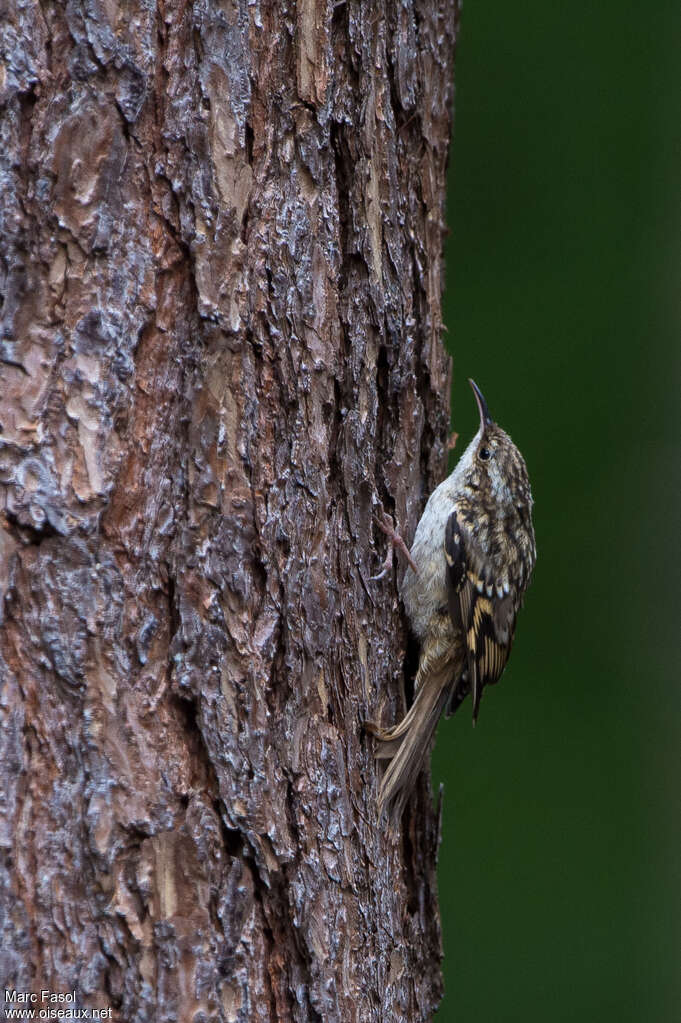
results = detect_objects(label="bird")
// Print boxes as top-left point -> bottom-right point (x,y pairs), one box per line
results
368,379 -> 536,821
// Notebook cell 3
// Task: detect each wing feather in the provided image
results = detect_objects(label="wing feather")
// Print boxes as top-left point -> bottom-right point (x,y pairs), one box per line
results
444,510 -> 519,722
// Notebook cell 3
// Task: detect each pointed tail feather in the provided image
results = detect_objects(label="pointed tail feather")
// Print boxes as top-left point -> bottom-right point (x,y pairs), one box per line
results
372,665 -> 453,822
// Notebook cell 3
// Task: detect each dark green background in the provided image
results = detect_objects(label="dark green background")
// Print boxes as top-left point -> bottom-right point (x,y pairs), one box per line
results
434,2 -> 681,1020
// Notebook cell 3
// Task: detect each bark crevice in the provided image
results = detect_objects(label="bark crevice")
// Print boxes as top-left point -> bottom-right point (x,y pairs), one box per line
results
1,2 -> 457,1019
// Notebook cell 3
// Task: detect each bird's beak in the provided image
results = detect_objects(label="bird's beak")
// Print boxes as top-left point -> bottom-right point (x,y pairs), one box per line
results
469,379 -> 493,428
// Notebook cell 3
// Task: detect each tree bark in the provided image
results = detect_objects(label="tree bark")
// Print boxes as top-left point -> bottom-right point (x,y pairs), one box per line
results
0,2 -> 457,1020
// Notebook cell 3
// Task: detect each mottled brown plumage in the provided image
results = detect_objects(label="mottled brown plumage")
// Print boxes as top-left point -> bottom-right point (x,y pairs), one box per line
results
369,380 -> 536,821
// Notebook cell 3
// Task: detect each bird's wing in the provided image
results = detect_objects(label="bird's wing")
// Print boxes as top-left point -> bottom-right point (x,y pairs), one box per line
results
444,510 -> 518,722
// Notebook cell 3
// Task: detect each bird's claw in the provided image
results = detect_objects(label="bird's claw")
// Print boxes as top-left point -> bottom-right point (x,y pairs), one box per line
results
372,508 -> 419,577
369,550 -> 392,582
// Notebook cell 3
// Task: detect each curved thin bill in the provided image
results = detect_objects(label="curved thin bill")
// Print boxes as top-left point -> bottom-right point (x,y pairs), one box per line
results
468,378 -> 493,427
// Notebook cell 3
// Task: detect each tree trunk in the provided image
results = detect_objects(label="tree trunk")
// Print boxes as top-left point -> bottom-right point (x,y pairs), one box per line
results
0,2 -> 456,1020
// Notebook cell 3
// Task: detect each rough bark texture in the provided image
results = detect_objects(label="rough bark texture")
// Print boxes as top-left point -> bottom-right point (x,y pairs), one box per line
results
0,2 -> 456,1020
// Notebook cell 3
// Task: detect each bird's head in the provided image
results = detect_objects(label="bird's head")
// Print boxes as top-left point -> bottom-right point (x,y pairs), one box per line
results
457,379 -> 533,517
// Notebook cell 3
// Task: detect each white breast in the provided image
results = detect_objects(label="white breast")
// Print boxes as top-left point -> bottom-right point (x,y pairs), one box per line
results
400,436 -> 478,640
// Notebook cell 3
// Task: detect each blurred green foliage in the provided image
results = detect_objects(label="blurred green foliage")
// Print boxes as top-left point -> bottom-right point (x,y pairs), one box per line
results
433,2 -> 681,1019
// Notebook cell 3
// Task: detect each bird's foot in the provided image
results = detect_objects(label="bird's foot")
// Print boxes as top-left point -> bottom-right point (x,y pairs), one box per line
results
371,507 -> 418,578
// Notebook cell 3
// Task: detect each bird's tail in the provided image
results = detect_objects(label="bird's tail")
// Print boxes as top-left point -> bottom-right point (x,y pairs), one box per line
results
367,662 -> 454,822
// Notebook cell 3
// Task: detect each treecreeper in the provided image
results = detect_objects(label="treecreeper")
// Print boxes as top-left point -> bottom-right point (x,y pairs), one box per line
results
369,379 -> 537,821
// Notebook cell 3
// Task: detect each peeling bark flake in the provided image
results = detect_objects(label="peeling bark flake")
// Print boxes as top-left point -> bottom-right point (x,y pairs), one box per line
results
0,1 -> 458,1021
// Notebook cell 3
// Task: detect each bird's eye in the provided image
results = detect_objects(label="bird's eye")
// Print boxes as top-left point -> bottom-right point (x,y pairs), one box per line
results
479,446 -> 491,461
